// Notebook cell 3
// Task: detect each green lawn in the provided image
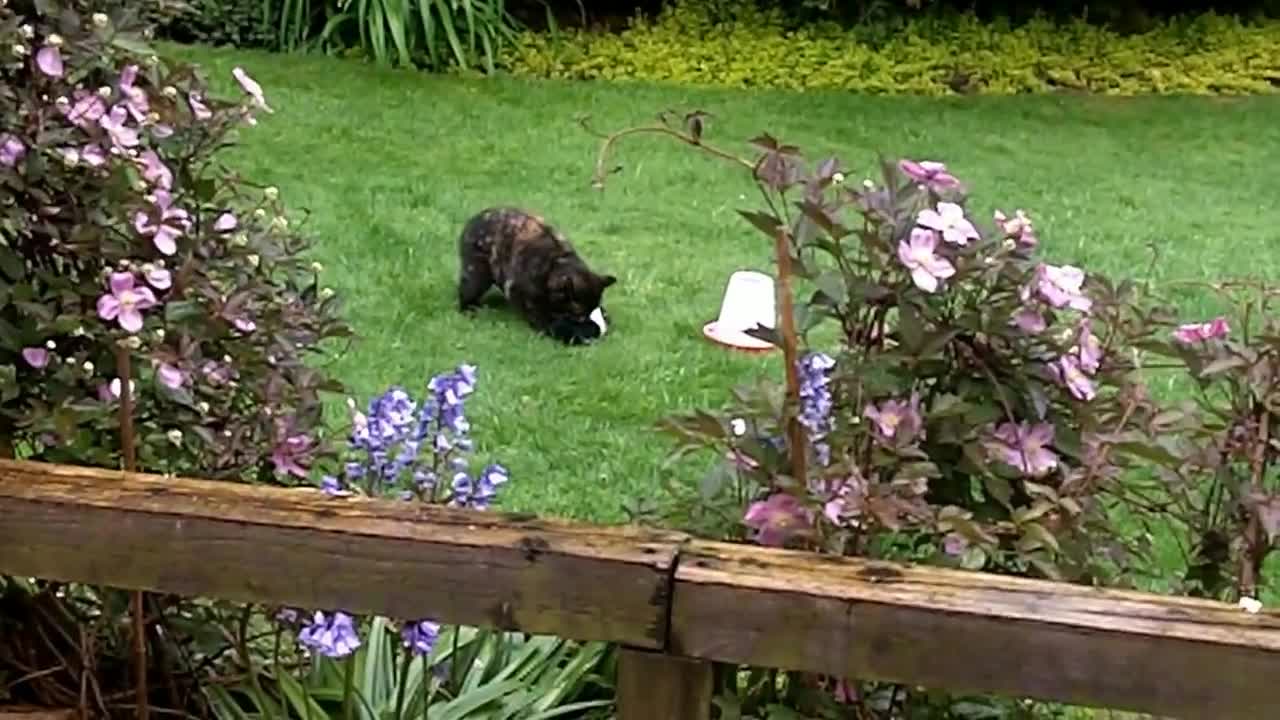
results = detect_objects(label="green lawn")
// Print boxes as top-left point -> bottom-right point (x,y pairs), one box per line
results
174,44 -> 1280,523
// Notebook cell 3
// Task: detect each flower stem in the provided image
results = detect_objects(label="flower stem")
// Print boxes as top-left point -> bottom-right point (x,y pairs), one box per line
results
341,653 -> 356,720
772,227 -> 807,485
393,646 -> 410,720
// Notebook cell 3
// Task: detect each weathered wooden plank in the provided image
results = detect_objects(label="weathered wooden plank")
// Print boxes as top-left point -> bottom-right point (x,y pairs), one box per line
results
0,460 -> 684,649
616,648 -> 713,720
670,539 -> 1280,720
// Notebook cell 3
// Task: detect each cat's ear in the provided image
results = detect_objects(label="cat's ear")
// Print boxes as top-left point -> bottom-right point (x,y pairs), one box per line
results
599,274 -> 617,289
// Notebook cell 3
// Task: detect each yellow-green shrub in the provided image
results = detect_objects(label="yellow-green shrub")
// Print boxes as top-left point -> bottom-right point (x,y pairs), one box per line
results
500,1 -> 1280,95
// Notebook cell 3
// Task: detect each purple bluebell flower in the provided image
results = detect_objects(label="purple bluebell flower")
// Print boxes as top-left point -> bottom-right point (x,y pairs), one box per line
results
332,364 -> 508,508
298,611 -> 361,658
797,352 -> 836,466
320,475 -> 350,496
450,464 -> 509,510
401,620 -> 441,656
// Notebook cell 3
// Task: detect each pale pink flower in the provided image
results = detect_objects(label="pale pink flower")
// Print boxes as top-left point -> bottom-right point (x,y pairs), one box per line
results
1073,320 -> 1102,373
35,46 -> 63,77
271,429 -> 315,478
1173,317 -> 1230,344
897,228 -> 956,293
744,493 -> 813,547
133,189 -> 191,255
1012,307 -> 1046,334
150,124 -> 174,139
232,316 -> 257,333
201,360 -> 235,386
832,678 -> 858,704
214,212 -> 238,232
80,143 -> 107,167
1052,354 -> 1096,401
917,201 -> 979,246
898,159 -> 960,190
156,363 -> 185,389
822,472 -> 868,527
232,67 -> 272,113
65,92 -> 106,129
1034,263 -> 1092,313
137,149 -> 172,189
0,134 -> 24,167
98,105 -> 140,149
986,421 -> 1059,477
188,92 -> 213,120
942,533 -> 969,556
142,264 -> 172,290
118,64 -> 149,122
995,209 -> 1038,250
863,393 -> 924,443
22,347 -> 50,369
96,271 -> 157,333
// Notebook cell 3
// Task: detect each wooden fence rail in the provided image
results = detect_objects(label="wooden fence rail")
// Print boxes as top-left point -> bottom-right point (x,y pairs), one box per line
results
1,460 -> 1279,719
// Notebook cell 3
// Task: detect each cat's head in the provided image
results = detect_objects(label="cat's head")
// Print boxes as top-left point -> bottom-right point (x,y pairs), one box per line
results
548,264 -> 617,317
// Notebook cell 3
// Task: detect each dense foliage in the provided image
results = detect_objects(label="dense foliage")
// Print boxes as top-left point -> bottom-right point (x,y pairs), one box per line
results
0,3 -> 605,718
588,108 -> 1278,715
504,0 -> 1280,94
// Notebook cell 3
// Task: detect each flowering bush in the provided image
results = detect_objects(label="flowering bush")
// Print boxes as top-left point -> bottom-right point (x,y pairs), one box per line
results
655,145 -> 1153,584
0,0 -> 350,480
0,0 -> 351,711
591,111 -> 1276,716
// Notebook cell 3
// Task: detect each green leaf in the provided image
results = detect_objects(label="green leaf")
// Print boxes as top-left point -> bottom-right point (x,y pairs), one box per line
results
1,365 -> 21,403
1019,521 -> 1061,554
0,246 -> 24,282
736,209 -> 783,239
981,474 -> 1014,510
812,271 -> 846,306
898,300 -> 924,352
1199,354 -> 1249,378
165,300 -> 206,323
959,545 -> 988,570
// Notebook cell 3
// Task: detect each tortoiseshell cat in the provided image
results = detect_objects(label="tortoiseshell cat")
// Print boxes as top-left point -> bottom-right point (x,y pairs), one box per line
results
457,207 -> 616,344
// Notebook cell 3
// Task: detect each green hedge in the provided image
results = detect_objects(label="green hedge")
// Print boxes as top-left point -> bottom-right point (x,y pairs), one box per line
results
500,0 -> 1280,94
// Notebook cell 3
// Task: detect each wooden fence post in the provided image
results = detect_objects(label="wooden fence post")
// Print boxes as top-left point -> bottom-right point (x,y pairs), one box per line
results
616,648 -> 713,720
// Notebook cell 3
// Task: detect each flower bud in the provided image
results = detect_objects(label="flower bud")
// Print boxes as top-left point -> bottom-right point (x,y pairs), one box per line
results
45,340 -> 56,350
12,44 -> 28,57
247,253 -> 260,268
47,34 -> 63,47
92,13 -> 110,27
98,85 -> 112,98
166,429 -> 183,444
19,25 -> 33,39
120,335 -> 142,350
831,172 -> 845,184
72,325 -> 86,336
154,328 -> 165,341
270,216 -> 288,231
163,85 -> 178,99
310,262 -> 323,273
264,186 -> 279,200
319,287 -> 335,300
231,233 -> 249,247
82,361 -> 94,374
61,149 -> 79,168
253,208 -> 266,219
197,401 -> 210,414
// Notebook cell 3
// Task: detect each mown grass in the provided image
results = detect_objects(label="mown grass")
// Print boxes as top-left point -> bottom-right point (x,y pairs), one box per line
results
172,44 -> 1280,527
